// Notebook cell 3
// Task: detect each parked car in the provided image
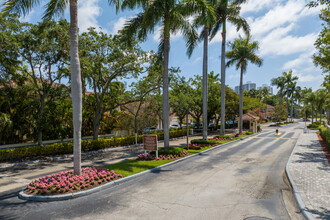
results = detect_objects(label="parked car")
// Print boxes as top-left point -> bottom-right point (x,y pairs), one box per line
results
170,124 -> 180,128
144,127 -> 157,132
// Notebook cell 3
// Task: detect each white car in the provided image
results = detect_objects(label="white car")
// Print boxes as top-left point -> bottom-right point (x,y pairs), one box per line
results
170,124 -> 180,128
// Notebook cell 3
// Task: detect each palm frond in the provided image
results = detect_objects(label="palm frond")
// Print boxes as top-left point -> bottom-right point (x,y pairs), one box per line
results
2,0 -> 41,16
43,0 -> 68,20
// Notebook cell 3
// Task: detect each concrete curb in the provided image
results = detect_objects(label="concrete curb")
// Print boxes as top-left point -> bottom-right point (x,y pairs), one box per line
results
0,136 -> 191,169
285,132 -> 315,220
18,131 -> 266,202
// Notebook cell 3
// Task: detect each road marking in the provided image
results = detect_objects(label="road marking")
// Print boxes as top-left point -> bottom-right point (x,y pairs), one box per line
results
247,136 -> 292,140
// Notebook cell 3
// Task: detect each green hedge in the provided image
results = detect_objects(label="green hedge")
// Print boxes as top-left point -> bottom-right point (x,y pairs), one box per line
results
213,135 -> 232,139
191,139 -> 217,145
0,128 -> 189,163
319,126 -> 330,148
150,147 -> 184,156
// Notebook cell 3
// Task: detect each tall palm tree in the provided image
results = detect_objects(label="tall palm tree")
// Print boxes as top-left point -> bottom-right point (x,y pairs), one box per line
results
287,82 -> 300,121
226,35 -> 263,134
210,0 -> 249,136
190,0 -> 215,140
271,75 -> 286,105
315,88 -> 326,122
119,0 -> 208,149
1,0 -> 119,175
305,91 -> 316,123
282,70 -> 298,122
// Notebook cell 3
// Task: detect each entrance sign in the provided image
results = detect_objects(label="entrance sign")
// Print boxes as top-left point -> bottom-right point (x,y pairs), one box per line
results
143,135 -> 158,157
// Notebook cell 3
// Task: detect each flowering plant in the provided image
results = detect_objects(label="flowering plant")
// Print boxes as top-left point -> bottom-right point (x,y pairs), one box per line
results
25,167 -> 122,195
136,151 -> 189,161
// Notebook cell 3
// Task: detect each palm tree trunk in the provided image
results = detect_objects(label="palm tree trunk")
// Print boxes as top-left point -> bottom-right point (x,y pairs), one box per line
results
286,96 -> 289,122
239,66 -> 243,134
319,107 -> 322,122
163,35 -> 170,150
70,0 -> 82,176
290,98 -> 294,121
279,91 -> 283,105
220,21 -> 226,136
202,28 -> 209,140
311,103 -> 314,124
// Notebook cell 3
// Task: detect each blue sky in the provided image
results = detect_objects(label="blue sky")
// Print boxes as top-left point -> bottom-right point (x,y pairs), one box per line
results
20,0 -> 326,93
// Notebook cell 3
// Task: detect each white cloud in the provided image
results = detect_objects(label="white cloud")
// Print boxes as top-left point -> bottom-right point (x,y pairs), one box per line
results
110,17 -> 129,35
291,69 -> 323,82
259,25 -> 318,56
241,0 -> 283,14
78,0 -> 102,32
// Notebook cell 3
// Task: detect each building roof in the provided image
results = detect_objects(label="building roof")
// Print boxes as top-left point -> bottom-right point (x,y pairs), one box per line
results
236,113 -> 260,121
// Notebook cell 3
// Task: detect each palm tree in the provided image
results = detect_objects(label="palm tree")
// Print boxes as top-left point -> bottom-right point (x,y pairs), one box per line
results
305,91 -> 316,123
271,75 -> 286,105
210,0 -> 249,136
190,0 -> 215,140
118,0 -> 208,149
315,88 -> 326,122
1,0 -> 119,175
226,35 -> 263,134
282,70 -> 298,122
287,82 -> 300,121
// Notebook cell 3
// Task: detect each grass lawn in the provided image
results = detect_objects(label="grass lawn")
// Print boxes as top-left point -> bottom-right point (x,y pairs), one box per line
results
102,136 -> 249,178
102,159 -> 175,177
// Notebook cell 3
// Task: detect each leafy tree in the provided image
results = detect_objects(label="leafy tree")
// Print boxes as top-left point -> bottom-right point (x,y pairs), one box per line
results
321,74 -> 330,124
14,19 -> 70,145
118,0 -> 207,150
270,105 -> 287,123
79,28 -> 148,140
1,0 -> 114,175
0,77 -> 35,144
226,35 -> 263,133
170,76 -> 192,128
210,0 -> 249,135
0,14 -> 22,80
125,62 -> 163,141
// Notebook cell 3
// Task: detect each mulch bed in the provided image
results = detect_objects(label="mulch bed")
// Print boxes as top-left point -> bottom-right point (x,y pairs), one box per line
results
316,133 -> 330,165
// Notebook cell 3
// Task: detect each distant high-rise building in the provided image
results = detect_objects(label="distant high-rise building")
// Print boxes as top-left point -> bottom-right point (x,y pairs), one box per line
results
235,81 -> 256,94
257,84 -> 273,94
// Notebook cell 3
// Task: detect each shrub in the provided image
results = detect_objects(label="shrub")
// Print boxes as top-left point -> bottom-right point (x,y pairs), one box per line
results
319,126 -> 330,148
0,128 -> 189,163
257,125 -> 261,132
191,139 -> 217,145
307,122 -> 321,129
150,147 -> 184,156
213,135 -> 232,139
246,131 -> 253,135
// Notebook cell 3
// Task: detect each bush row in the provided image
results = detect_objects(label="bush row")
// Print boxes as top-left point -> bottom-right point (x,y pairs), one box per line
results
0,128 -> 189,163
191,139 -> 217,145
319,126 -> 330,148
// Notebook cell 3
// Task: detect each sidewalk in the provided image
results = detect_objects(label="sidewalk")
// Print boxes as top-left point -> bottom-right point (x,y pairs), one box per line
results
0,135 -> 208,194
288,130 -> 330,219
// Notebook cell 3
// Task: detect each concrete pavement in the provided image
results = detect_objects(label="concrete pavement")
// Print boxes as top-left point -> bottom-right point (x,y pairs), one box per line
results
288,129 -> 330,219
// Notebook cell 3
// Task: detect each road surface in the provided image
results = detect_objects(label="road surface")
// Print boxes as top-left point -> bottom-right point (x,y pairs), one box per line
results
0,123 -> 303,220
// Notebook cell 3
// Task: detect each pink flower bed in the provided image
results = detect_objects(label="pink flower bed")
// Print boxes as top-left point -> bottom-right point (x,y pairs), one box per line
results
24,167 -> 122,195
136,151 -> 189,161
